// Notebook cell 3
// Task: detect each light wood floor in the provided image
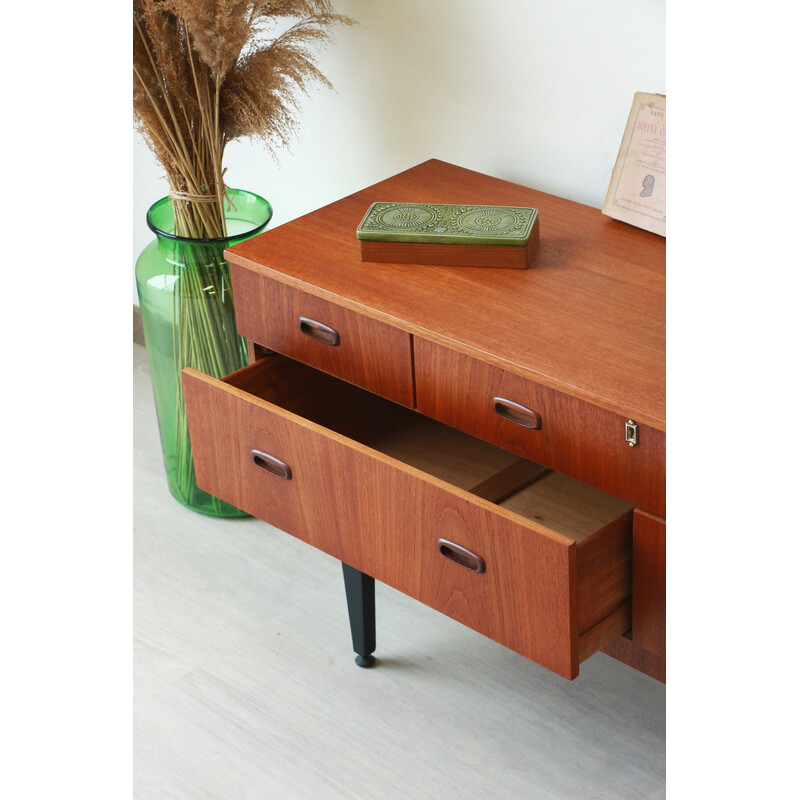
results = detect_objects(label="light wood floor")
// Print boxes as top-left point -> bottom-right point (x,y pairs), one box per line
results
134,342 -> 666,799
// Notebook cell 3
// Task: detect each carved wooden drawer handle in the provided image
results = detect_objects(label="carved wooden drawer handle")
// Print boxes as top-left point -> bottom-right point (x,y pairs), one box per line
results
251,449 -> 292,480
492,397 -> 542,430
437,538 -> 485,573
299,316 -> 340,347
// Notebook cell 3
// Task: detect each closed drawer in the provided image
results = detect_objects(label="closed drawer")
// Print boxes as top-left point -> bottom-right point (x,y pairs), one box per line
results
414,338 -> 666,517
229,262 -> 414,406
183,354 -> 634,679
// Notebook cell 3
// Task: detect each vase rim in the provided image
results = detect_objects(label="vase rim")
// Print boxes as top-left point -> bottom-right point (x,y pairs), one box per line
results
146,188 -> 273,244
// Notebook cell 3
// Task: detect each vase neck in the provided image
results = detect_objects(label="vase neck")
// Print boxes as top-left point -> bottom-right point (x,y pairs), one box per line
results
153,233 -> 229,267
146,189 -> 273,250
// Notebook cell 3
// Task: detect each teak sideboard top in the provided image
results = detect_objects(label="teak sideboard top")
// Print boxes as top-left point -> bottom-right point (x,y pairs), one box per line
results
226,159 -> 665,433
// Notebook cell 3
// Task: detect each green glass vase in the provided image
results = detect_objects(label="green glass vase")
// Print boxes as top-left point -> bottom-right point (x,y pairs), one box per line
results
136,189 -> 273,517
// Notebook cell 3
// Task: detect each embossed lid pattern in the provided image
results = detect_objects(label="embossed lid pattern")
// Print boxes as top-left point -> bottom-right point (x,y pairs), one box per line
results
356,202 -> 538,247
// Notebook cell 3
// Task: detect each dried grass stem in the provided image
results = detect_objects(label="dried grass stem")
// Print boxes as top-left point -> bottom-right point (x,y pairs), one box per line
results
134,0 -> 353,238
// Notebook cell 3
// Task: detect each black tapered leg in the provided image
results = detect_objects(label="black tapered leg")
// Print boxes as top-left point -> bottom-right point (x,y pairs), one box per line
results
341,562 -> 376,667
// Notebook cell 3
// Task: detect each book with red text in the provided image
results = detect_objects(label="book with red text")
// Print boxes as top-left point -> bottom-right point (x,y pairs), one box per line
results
602,92 -> 666,237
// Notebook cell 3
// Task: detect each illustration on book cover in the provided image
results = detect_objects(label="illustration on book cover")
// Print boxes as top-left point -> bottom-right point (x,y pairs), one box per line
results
602,92 -> 666,237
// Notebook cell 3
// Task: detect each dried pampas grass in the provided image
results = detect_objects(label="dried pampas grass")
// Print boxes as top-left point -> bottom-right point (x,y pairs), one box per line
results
133,0 -> 354,238
134,2 -> 353,513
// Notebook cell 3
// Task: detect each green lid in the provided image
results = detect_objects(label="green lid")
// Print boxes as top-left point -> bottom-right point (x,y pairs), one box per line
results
356,202 -> 538,247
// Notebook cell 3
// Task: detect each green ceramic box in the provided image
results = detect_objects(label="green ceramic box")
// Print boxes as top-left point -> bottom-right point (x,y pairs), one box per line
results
357,202 -> 538,247
356,201 -> 540,268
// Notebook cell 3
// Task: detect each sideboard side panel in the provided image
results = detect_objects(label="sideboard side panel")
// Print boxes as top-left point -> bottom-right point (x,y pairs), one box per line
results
602,509 -> 665,682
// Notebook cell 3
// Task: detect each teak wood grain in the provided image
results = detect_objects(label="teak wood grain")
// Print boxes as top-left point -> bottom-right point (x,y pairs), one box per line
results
576,516 -> 633,639
414,337 -> 665,517
182,356 -> 634,679
468,459 -> 550,504
602,510 -> 665,682
631,510 -> 666,657
225,159 -> 665,430
231,267 -> 415,407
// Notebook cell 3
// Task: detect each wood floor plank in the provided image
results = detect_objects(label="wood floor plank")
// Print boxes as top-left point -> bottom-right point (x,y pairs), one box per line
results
134,342 -> 665,800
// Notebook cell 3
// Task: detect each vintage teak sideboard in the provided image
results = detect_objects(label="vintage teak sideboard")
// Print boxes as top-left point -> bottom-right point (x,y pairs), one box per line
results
182,160 -> 666,682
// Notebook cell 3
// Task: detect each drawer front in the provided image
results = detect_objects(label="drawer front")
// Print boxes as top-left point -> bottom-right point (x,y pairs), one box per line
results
183,362 -> 632,679
230,262 -> 415,407
414,338 -> 666,516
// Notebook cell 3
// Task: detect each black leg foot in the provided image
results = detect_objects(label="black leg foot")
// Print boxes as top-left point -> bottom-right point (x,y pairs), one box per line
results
342,562 -> 376,668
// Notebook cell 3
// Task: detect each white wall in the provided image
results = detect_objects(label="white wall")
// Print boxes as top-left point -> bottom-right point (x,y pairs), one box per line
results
133,0 -> 665,302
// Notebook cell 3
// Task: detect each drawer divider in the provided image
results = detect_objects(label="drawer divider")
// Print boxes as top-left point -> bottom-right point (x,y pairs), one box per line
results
469,458 -> 550,504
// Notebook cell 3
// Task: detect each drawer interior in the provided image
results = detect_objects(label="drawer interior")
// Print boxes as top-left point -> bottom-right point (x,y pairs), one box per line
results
227,354 -> 632,542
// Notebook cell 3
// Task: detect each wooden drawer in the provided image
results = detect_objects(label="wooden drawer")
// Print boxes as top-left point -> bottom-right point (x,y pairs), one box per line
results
414,338 -> 665,517
183,354 -> 634,679
229,262 -> 414,407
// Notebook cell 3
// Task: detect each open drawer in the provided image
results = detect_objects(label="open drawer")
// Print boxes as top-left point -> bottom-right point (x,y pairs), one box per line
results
183,354 -> 634,679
